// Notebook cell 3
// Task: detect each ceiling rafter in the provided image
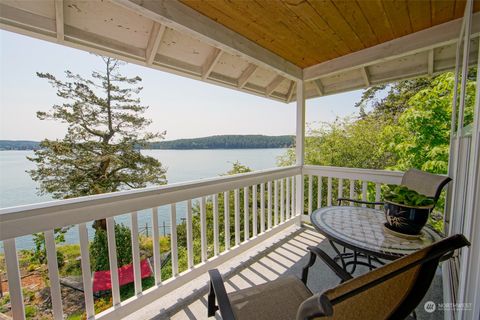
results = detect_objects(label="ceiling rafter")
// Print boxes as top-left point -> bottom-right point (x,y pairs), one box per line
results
427,49 -> 434,76
237,64 -> 257,88
146,23 -> 166,65
54,0 -> 64,41
202,48 -> 222,80
360,67 -> 370,86
265,75 -> 284,96
313,79 -> 324,96
287,81 -> 296,103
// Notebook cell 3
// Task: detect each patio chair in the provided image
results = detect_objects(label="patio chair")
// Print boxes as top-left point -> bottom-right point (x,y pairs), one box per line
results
337,168 -> 452,209
207,234 -> 469,320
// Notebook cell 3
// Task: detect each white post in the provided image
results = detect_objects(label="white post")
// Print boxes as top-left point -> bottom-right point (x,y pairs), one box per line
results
295,80 -> 305,225
460,10 -> 480,318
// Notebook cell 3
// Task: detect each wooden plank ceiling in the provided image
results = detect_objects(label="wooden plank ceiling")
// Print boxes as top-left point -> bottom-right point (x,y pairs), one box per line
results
180,0 -> 480,68
0,0 -> 478,103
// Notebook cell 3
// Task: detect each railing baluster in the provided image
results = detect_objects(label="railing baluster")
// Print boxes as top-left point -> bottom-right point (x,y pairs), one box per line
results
106,217 -> 121,305
338,178 -> 344,200
350,180 -> 356,202
200,197 -> 207,261
274,180 -> 279,225
171,204 -> 179,275
213,194 -> 219,256
327,177 -> 332,206
244,187 -> 250,241
4,239 -> 25,320
130,212 -> 142,295
375,183 -> 382,210
286,177 -> 290,219
234,189 -> 240,245
267,181 -> 272,229
224,191 -> 231,250
291,176 -> 295,214
252,185 -> 258,237
78,223 -> 94,318
260,183 -> 265,233
45,230 -> 64,320
308,174 -> 313,214
151,207 -> 162,283
362,181 -> 368,207
186,200 -> 194,268
317,176 -> 323,208
280,179 -> 285,222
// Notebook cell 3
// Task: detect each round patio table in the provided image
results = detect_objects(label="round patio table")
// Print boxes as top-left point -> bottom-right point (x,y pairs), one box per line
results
310,206 -> 444,271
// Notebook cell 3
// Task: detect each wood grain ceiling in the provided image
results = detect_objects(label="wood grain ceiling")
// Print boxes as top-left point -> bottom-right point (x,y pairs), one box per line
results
180,0 -> 480,68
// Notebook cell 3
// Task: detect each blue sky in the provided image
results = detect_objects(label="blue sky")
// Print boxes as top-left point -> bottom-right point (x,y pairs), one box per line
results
0,30 -> 363,141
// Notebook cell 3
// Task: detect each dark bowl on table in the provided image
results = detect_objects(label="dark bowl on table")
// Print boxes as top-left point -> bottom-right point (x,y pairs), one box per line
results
384,201 -> 433,235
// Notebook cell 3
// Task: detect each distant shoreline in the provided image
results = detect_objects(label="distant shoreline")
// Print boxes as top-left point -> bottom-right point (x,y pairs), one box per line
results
0,135 -> 294,151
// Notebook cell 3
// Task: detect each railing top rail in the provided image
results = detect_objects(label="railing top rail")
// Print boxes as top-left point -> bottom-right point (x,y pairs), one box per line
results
302,165 -> 404,184
0,166 -> 300,240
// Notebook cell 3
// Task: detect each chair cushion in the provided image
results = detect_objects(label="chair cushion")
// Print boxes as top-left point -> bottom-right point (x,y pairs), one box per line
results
228,275 -> 312,320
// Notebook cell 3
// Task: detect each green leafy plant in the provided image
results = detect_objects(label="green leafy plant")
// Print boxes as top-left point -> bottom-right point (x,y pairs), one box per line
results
383,184 -> 434,207
90,223 -> 132,272
24,305 -> 37,319
30,228 -> 67,267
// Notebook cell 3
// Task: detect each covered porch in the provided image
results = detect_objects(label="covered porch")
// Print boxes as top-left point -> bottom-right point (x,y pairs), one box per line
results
1,1 -> 480,320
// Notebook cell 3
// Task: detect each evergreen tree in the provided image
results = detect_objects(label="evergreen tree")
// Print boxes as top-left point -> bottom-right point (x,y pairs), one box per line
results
28,57 -> 167,229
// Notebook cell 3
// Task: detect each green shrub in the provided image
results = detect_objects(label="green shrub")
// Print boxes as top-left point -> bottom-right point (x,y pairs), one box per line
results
24,305 -> 37,319
58,244 -> 81,276
90,223 -> 132,271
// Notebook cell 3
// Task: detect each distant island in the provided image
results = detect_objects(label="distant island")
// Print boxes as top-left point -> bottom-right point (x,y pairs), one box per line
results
0,135 -> 294,150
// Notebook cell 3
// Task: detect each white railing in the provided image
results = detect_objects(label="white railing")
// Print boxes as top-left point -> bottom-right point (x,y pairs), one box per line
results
302,165 -> 404,216
0,165 -> 405,319
0,166 -> 302,320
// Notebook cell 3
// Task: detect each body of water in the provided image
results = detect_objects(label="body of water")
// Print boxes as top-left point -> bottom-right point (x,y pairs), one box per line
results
0,149 -> 287,250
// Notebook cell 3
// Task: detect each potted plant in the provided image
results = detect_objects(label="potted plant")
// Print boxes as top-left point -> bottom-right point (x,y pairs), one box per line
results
383,185 -> 435,235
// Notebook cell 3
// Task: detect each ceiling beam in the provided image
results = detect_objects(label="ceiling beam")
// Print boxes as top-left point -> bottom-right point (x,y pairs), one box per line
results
111,0 -> 302,80
304,12 -> 480,81
360,67 -> 370,87
427,49 -> 434,76
146,23 -> 166,65
287,81 -> 296,103
202,48 -> 222,80
54,0 -> 64,41
266,75 -> 284,96
237,64 -> 257,88
313,79 -> 324,96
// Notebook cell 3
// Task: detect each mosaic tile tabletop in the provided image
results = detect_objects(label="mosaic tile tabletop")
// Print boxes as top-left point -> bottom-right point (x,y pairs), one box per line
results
311,206 -> 443,258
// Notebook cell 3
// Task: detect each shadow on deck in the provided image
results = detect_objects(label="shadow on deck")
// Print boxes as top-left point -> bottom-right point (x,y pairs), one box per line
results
125,226 -> 444,320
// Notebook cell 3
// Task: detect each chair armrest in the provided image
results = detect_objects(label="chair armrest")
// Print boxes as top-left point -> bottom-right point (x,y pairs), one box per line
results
296,293 -> 333,320
337,198 -> 384,207
302,246 -> 353,284
208,269 -> 236,320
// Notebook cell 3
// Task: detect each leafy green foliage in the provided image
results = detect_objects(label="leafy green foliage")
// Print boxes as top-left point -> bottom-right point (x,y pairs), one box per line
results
24,305 -> 37,319
90,223 -> 132,272
278,116 -> 396,169
30,228 -> 67,267
383,185 -> 434,207
28,57 -> 167,199
279,69 -> 476,231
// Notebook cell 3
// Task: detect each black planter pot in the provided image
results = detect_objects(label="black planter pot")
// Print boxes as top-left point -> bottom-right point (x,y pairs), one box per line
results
384,201 -> 432,235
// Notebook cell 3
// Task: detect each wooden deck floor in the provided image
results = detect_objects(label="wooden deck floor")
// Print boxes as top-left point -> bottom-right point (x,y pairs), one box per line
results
125,225 -> 444,320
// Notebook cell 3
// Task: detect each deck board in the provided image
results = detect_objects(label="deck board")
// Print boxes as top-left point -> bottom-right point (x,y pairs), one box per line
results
124,225 -> 443,320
